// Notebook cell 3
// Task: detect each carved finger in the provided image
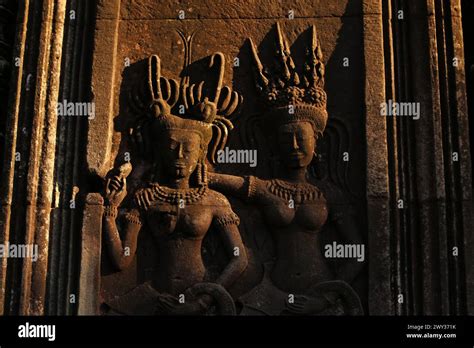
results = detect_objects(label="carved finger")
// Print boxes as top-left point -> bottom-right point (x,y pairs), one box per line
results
143,190 -> 153,208
287,304 -> 303,312
294,295 -> 309,303
111,175 -> 122,183
109,181 -> 121,191
137,195 -> 146,209
105,178 -> 111,195
159,293 -> 178,301
111,176 -> 123,186
160,298 -> 176,307
292,305 -> 305,312
107,176 -> 121,193
156,301 -> 173,313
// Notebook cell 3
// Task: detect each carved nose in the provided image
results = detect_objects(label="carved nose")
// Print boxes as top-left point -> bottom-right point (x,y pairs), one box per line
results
177,143 -> 184,158
292,135 -> 299,149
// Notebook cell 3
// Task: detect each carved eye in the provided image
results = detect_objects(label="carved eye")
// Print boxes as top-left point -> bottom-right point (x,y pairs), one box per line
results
169,140 -> 179,150
298,134 -> 312,141
184,140 -> 199,152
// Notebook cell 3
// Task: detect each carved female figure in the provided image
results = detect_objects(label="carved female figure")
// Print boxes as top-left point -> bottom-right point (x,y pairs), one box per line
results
102,52 -> 247,315
209,24 -> 363,315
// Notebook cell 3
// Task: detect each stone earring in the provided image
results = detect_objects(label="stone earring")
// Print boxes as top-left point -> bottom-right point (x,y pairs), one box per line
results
196,161 -> 207,186
201,162 -> 208,185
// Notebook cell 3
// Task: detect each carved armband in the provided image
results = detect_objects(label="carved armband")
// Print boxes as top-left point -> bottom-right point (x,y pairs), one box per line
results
214,211 -> 240,228
244,175 -> 258,202
124,211 -> 143,226
103,205 -> 142,226
103,205 -> 118,218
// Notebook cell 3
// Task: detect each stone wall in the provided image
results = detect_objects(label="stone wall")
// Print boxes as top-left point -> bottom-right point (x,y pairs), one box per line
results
0,0 -> 472,316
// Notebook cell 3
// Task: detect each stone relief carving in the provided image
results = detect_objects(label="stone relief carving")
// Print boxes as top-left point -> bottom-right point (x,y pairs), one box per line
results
101,37 -> 247,315
208,23 -> 364,315
100,23 -> 363,316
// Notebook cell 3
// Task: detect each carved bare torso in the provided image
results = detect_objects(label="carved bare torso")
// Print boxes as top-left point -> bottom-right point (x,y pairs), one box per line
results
253,178 -> 332,293
135,186 -> 239,296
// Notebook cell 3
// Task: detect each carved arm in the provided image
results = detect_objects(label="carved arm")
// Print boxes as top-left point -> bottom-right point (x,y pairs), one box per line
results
103,207 -> 142,271
102,163 -> 142,271
208,172 -> 260,202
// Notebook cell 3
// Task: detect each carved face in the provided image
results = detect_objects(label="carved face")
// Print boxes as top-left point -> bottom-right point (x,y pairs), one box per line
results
157,129 -> 202,180
277,122 -> 315,169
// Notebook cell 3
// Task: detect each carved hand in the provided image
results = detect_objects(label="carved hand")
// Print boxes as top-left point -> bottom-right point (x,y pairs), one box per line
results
286,294 -> 330,315
155,293 -> 204,316
104,162 -> 132,206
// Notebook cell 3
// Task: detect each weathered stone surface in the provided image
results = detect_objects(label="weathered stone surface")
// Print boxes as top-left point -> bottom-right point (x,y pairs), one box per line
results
117,0 -> 365,20
0,0 -> 472,318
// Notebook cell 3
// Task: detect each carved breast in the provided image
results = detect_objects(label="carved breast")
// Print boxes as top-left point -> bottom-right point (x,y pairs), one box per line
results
262,180 -> 329,231
144,203 -> 214,241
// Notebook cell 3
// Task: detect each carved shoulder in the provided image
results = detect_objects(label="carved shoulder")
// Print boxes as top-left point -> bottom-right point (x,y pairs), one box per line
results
206,189 -> 234,212
315,179 -> 351,222
207,190 -> 241,228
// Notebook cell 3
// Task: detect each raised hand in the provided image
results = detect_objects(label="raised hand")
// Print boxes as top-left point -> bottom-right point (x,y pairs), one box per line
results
104,162 -> 132,206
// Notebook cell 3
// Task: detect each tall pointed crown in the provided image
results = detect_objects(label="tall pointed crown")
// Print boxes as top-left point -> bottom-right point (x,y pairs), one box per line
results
128,31 -> 242,163
249,23 -> 327,135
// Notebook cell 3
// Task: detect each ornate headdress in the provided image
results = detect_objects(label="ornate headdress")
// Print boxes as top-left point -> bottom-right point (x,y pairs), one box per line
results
249,23 -> 327,136
128,31 -> 242,164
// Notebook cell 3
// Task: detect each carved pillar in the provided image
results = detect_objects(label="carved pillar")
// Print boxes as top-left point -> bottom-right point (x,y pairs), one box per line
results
0,0 -> 14,107
0,0 -> 67,315
0,0 -> 16,315
363,0 -> 393,315
365,0 -> 473,315
47,0 -> 95,316
0,0 -> 17,178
